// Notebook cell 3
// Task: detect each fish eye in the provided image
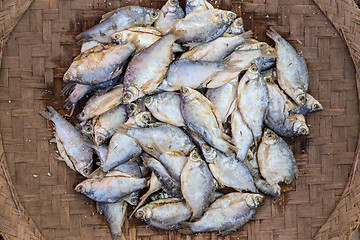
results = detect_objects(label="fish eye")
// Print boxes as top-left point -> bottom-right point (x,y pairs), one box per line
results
97,135 -> 104,144
300,128 -> 308,135
124,93 -> 132,101
250,66 -> 257,72
75,184 -> 84,192
299,96 -> 305,102
136,210 -> 145,218
144,97 -> 151,104
227,12 -> 236,19
246,153 -> 252,160
79,112 -> 85,118
151,11 -> 159,18
192,152 -> 199,159
204,146 -> 211,153
112,33 -> 121,40
83,169 -> 90,175
142,113 -> 150,121
84,125 -> 92,132
259,43 -> 265,48
170,0 -> 177,5
265,77 -> 272,83
131,198 -> 138,204
313,103 -> 319,110
182,88 -> 189,94
129,103 -> 136,111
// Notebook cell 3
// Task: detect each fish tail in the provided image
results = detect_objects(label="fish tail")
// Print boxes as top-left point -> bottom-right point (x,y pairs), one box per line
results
178,222 -> 194,234
240,30 -> 253,39
266,27 -> 282,42
112,233 -> 127,240
61,82 -> 76,96
39,106 -> 58,120
75,31 -> 92,45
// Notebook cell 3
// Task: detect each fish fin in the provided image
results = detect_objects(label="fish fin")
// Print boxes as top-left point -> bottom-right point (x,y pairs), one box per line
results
105,170 -> 135,178
100,8 -> 119,22
129,188 -> 155,218
166,25 -> 187,40
112,234 -> 127,240
39,106 -> 58,120
88,167 -> 105,178
239,30 -> 253,39
61,83 -> 76,96
266,27 -> 282,43
96,202 -> 103,214
178,222 -> 194,234
222,132 -> 232,141
172,43 -> 184,52
226,142 -> 238,157
109,66 -> 124,80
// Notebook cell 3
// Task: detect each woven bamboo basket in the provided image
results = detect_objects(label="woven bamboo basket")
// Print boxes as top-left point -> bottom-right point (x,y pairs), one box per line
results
0,0 -> 360,239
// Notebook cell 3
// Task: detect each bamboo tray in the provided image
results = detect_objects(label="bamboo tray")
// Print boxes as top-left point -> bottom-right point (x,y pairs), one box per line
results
1,0 -> 360,239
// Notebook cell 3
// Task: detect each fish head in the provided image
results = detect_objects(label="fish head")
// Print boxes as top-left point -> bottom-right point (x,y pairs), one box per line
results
82,121 -> 93,135
229,17 -> 244,34
306,94 -> 323,112
144,95 -> 158,109
122,87 -> 140,104
246,194 -> 264,208
161,0 -> 180,14
221,11 -> 237,24
180,87 -> 196,100
247,64 -> 260,79
77,109 -> 90,121
201,144 -> 217,163
135,111 -> 152,127
263,128 -> 278,145
94,132 -> 107,146
134,207 -> 151,220
111,31 -> 130,44
148,9 -> 161,24
75,160 -> 93,177
189,149 -> 202,162
291,115 -> 309,136
294,89 -> 306,106
63,69 -> 75,82
74,180 -> 92,194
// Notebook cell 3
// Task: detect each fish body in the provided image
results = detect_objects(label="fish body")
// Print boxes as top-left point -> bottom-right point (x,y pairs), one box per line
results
231,109 -> 254,161
39,107 -> 93,177
180,87 -> 235,156
63,44 -> 135,85
180,192 -> 263,234
135,198 -> 192,230
75,171 -> 147,203
144,92 -> 185,126
75,6 -> 160,44
181,150 -> 215,220
237,64 -> 269,145
176,9 -> 236,44
257,128 -> 298,185
78,85 -> 124,121
266,27 -> 309,105
99,201 -> 128,240
92,104 -> 128,145
102,131 -> 142,172
180,31 -> 252,61
206,77 -> 238,123
123,31 -> 183,103
201,144 -> 257,192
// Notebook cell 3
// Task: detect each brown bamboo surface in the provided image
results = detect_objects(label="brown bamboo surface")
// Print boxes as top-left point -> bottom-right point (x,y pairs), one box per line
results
312,0 -> 360,239
0,0 -> 359,239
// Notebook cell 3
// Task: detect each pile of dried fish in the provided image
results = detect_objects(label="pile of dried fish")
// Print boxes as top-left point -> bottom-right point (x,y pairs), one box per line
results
40,0 -> 323,239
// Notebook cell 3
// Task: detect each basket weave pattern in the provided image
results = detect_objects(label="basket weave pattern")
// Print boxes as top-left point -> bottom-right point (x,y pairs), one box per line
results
0,0 -> 359,239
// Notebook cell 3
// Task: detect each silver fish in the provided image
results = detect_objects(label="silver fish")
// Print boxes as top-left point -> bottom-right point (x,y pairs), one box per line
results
181,150 -> 215,220
144,92 -> 185,127
123,111 -> 153,128
155,0 -> 185,34
266,27 -> 309,105
63,44 -> 135,85
201,144 -> 257,192
237,64 -> 269,145
75,171 -> 147,203
39,107 -> 93,177
180,31 -> 252,61
180,192 -> 264,234
264,71 -> 309,137
257,128 -> 298,185
180,87 -> 236,156
176,9 -> 236,44
75,6 -> 160,44
134,198 -> 192,230
122,30 -> 184,103
223,17 -> 244,36
206,77 -> 238,123
101,131 -> 142,172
